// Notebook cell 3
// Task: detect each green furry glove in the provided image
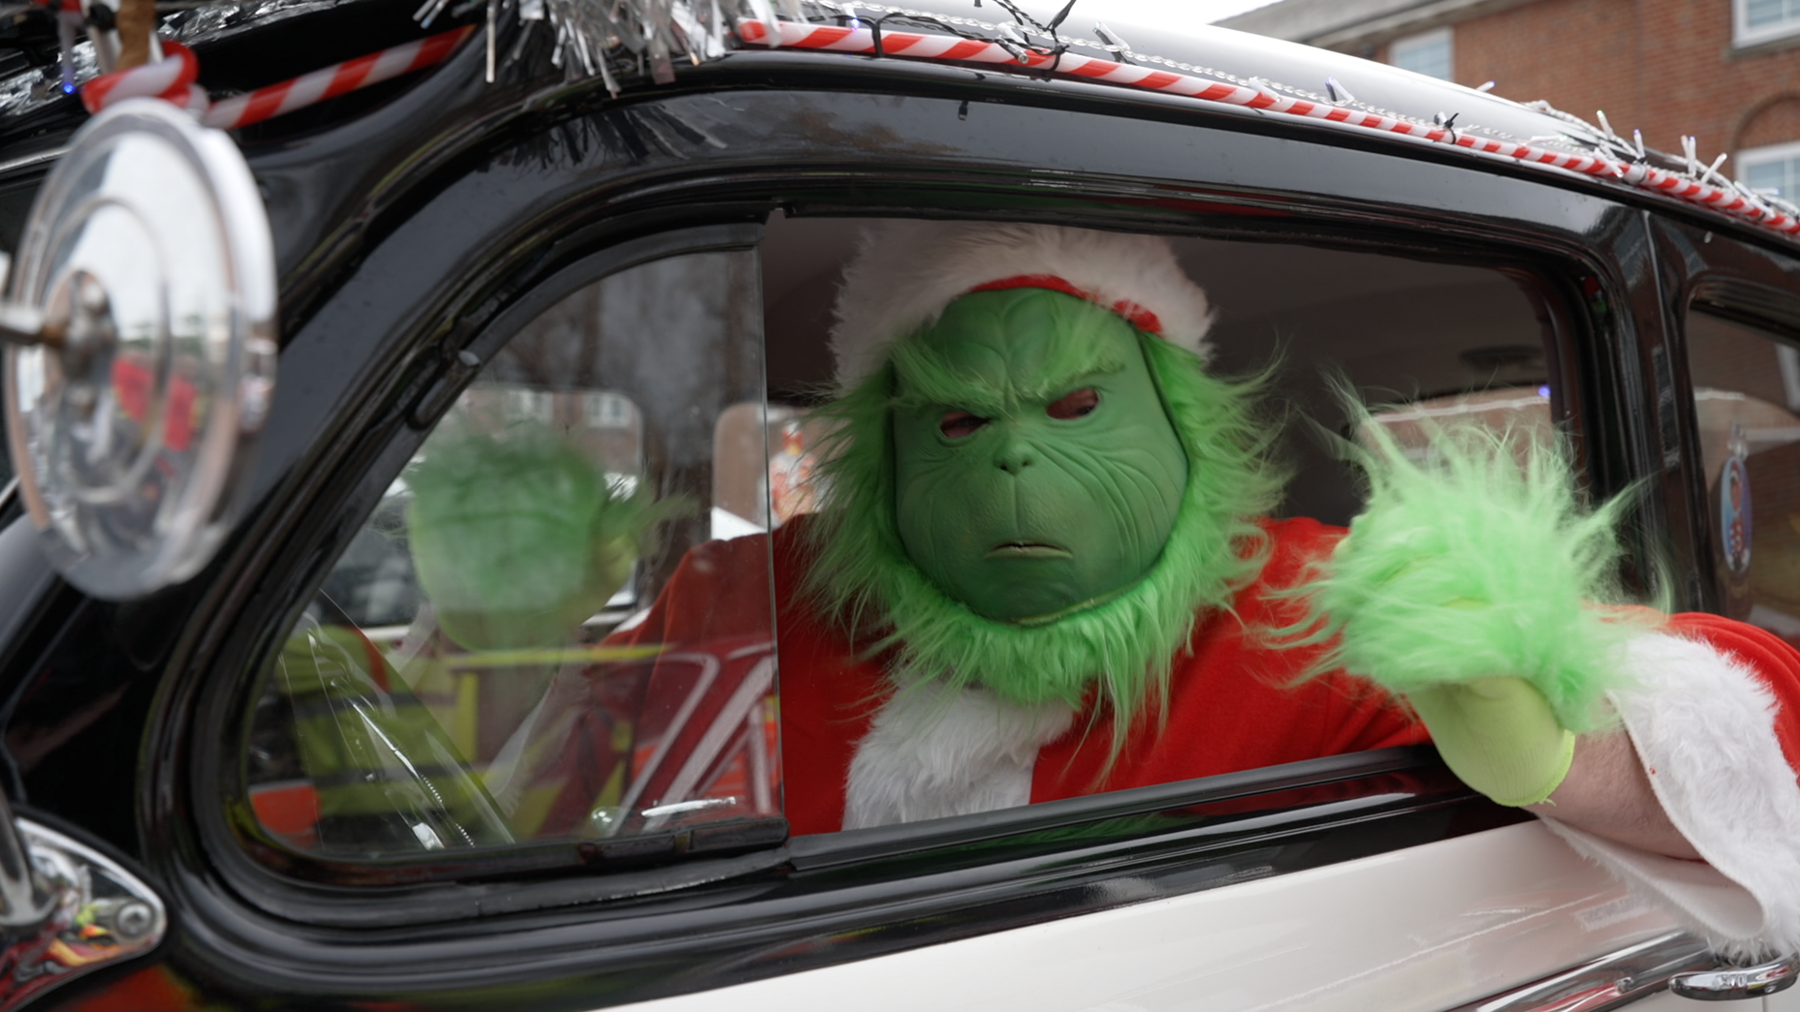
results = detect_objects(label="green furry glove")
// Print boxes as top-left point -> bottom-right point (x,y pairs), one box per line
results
1404,677 -> 1576,806
1279,402 -> 1660,806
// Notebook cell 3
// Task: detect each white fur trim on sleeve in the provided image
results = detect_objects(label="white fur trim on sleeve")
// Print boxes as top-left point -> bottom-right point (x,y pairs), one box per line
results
843,679 -> 1075,830
1539,630 -> 1800,958
830,221 -> 1214,386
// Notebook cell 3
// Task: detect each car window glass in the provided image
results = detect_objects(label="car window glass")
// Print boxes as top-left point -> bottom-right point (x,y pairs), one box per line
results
1684,308 -> 1800,643
246,249 -> 778,857
243,219 -> 1568,871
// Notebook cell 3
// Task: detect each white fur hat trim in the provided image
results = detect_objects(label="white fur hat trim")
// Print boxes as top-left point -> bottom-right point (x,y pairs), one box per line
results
829,220 -> 1214,386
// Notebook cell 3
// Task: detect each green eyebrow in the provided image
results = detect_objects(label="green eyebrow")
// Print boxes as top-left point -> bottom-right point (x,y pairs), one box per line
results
886,336 -> 1127,415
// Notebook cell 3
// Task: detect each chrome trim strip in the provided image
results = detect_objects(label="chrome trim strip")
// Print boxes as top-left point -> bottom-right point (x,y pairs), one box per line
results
0,147 -> 64,181
0,477 -> 16,516
1442,930 -> 1715,1011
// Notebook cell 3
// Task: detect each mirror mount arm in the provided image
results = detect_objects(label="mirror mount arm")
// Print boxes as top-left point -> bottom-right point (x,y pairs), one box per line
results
0,256 -> 43,350
0,789 -> 55,934
0,256 -> 115,422
0,253 -> 77,356
0,306 -> 52,351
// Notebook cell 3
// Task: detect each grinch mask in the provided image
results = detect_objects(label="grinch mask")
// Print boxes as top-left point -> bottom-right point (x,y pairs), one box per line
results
889,288 -> 1189,622
804,277 -> 1284,745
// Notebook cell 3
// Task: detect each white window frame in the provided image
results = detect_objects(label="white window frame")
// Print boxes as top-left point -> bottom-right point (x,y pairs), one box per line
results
1389,26 -> 1453,82
1738,139 -> 1800,199
1735,0 -> 1800,47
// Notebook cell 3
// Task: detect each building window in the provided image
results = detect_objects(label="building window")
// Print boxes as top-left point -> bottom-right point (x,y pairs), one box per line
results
1740,140 -> 1800,200
1390,27 -> 1452,81
503,387 -> 553,423
1737,0 -> 1800,46
584,390 -> 635,429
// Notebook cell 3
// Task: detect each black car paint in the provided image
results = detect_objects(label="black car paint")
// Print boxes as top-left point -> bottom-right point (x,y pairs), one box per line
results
0,6 -> 1788,1008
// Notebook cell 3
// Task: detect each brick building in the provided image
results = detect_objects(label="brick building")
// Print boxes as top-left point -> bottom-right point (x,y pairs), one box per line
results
1219,0 -> 1800,198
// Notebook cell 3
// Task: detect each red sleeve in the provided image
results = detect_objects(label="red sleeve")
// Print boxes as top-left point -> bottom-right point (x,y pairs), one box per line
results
608,534 -> 776,650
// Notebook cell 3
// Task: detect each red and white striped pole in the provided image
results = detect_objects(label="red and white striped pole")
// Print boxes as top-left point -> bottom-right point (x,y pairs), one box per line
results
79,39 -> 203,113
202,25 -> 474,130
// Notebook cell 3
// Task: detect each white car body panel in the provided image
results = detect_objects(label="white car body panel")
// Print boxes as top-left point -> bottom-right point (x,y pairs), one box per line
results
616,821 -> 1747,1012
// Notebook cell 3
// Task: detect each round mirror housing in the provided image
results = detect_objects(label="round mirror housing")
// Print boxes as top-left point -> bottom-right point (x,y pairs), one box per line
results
2,97 -> 277,599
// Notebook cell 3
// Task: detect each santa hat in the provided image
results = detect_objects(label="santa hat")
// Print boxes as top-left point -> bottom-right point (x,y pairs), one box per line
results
830,221 -> 1215,386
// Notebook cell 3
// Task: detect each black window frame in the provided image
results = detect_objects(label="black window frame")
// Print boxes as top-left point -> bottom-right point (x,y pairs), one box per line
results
1650,211 -> 1800,615
211,204 -> 1594,890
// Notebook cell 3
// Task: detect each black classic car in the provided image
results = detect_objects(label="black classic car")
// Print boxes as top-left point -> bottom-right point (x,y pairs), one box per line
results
0,0 -> 1796,1009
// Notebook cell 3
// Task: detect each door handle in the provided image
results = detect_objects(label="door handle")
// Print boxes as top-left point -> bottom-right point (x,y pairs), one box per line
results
1669,953 -> 1798,1001
0,786 -> 166,1011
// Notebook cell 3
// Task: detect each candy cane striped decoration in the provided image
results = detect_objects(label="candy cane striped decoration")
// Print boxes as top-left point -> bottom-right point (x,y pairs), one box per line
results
202,25 -> 474,131
734,19 -> 1800,238
80,40 -> 203,114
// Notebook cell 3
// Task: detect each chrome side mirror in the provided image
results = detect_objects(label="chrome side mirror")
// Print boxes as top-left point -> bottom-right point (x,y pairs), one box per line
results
1670,952 -> 1799,1001
2,97 -> 277,600
0,787 -> 166,1011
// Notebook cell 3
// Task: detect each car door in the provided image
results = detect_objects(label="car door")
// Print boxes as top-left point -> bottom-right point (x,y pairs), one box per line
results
1,59 -> 1773,1012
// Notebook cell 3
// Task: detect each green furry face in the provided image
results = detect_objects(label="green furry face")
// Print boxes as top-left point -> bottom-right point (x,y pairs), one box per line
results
805,292 -> 1286,744
889,290 -> 1189,621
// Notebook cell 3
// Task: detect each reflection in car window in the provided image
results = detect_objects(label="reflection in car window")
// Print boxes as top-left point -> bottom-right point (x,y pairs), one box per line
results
1685,309 -> 1800,644
1363,386 -> 1553,467
246,250 -> 779,857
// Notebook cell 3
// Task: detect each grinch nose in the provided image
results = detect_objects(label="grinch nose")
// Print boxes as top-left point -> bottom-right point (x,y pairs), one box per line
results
994,435 -> 1036,474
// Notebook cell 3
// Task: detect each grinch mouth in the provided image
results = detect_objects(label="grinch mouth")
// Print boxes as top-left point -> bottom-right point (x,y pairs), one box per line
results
985,541 -> 1071,560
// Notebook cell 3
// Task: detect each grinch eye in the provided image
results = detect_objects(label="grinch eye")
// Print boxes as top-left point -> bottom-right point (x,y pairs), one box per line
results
939,410 -> 988,439
1046,388 -> 1099,420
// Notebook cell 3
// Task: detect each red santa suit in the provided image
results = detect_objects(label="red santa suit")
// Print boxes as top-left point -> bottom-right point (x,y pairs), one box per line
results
592,513 -> 1800,957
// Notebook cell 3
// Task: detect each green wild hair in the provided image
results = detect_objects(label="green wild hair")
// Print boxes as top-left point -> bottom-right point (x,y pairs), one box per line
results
1268,398 -> 1665,732
802,329 -> 1288,747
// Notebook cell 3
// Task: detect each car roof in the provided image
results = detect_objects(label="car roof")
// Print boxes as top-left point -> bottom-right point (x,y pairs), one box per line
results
0,0 -> 1787,249
712,0 -> 1796,245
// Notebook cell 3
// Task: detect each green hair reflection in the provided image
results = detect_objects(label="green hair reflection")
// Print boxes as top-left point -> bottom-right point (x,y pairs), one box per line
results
803,330 -> 1286,748
406,416 -> 680,652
